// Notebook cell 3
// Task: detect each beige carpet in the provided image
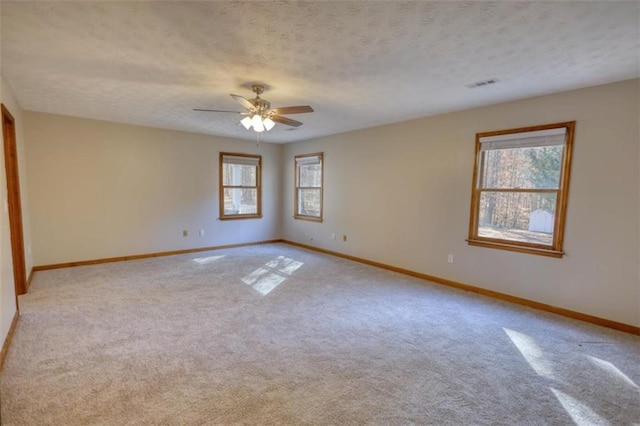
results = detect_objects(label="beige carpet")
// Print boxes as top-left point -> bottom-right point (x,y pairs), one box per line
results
1,243 -> 639,425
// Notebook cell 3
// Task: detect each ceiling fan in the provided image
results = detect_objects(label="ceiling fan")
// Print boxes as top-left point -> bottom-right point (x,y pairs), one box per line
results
194,84 -> 314,133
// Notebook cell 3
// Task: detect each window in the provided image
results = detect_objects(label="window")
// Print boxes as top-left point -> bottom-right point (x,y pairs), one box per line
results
219,152 -> 261,220
294,152 -> 323,221
468,122 -> 575,257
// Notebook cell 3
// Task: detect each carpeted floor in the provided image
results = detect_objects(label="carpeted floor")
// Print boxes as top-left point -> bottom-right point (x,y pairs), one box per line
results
1,243 -> 639,425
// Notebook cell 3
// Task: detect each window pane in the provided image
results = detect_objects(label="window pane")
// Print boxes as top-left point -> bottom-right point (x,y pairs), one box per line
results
223,188 -> 258,215
478,191 -> 557,246
298,163 -> 322,187
481,145 -> 563,190
223,163 -> 257,186
298,188 -> 321,217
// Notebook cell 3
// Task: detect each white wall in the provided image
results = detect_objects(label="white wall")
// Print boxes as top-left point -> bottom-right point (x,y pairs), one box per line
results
0,76 -> 34,344
25,112 -> 282,265
282,79 -> 640,327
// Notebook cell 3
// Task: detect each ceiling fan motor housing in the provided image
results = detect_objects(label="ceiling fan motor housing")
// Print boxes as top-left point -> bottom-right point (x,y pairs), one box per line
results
251,98 -> 271,116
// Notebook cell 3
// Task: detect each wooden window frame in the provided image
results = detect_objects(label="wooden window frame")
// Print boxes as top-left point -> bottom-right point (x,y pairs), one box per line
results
219,152 -> 262,220
294,152 -> 324,222
467,121 -> 575,258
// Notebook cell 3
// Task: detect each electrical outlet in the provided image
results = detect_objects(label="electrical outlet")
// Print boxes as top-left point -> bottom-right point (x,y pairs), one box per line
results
183,230 -> 188,237
447,254 -> 454,264
343,235 -> 347,242
199,229 -> 205,237
331,233 -> 336,240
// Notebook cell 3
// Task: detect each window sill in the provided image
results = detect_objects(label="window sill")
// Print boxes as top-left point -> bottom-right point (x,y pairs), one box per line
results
294,215 -> 323,223
466,239 -> 564,258
219,214 -> 262,221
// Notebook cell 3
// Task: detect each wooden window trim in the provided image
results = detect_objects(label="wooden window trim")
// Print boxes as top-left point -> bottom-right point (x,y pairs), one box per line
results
294,152 -> 324,222
2,104 -> 27,302
467,121 -> 575,257
219,152 -> 262,220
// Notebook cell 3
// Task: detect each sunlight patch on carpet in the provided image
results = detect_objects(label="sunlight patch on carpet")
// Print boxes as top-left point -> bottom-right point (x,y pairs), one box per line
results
242,256 -> 303,295
193,255 -> 226,264
587,355 -> 639,389
242,267 -> 287,295
503,328 -> 555,379
265,256 -> 304,275
550,387 -> 609,426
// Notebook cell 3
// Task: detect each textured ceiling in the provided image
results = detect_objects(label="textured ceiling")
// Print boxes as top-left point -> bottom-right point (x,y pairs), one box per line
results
1,1 -> 639,143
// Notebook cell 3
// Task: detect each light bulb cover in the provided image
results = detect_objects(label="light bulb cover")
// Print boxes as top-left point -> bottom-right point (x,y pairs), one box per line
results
263,117 -> 275,131
252,115 -> 265,132
240,116 -> 253,130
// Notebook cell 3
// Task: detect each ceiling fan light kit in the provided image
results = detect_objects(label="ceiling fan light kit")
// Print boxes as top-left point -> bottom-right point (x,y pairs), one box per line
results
195,84 -> 313,137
